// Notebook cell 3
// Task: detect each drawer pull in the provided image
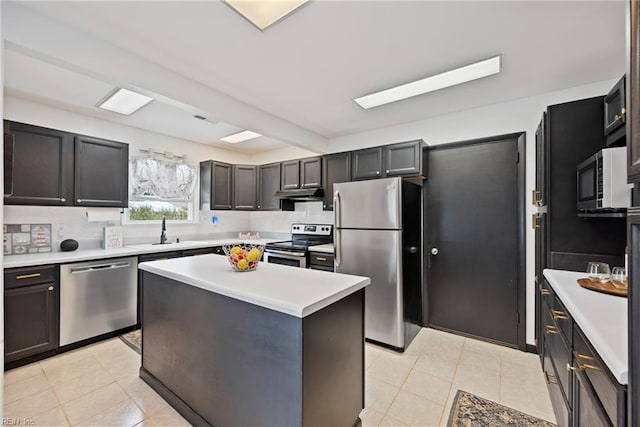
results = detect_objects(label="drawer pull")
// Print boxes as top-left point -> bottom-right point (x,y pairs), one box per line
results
545,324 -> 558,334
552,310 -> 569,320
316,257 -> 327,261
48,286 -> 54,291
573,351 -> 601,371
544,371 -> 557,384
16,273 -> 41,280
60,198 -> 66,203
77,199 -> 82,203
540,289 -> 552,296
567,363 -> 576,371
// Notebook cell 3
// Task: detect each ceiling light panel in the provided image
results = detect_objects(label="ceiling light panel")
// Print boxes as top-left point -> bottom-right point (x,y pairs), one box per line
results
220,130 -> 262,143
354,55 -> 502,109
225,0 -> 308,31
97,88 -> 153,115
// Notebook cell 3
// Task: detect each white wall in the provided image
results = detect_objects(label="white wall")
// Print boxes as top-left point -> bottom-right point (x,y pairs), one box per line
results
327,78 -> 620,346
250,145 -> 320,165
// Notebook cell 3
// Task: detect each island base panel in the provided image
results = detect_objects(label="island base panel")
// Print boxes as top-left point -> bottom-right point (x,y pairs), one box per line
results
141,271 -> 364,427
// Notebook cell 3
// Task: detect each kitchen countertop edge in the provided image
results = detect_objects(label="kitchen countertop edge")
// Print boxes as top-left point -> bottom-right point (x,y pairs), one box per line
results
139,255 -> 370,318
543,268 -> 628,385
4,238 -> 280,268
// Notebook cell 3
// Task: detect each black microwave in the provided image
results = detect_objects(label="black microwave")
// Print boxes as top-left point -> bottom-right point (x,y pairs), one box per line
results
576,147 -> 630,211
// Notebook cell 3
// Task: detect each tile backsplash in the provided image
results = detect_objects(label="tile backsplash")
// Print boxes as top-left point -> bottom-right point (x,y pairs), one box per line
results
3,201 -> 333,252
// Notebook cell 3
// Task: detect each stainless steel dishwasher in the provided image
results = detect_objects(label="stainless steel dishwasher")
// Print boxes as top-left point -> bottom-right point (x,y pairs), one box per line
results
60,257 -> 137,346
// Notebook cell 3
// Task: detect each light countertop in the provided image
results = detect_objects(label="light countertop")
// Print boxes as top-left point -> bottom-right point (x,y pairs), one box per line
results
139,254 -> 370,318
308,243 -> 334,254
543,268 -> 628,384
4,238 -> 280,268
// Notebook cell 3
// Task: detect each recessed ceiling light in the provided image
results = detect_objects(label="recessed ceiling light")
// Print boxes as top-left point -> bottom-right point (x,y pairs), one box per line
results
97,88 -> 153,115
224,0 -> 308,31
220,130 -> 262,144
354,55 -> 502,109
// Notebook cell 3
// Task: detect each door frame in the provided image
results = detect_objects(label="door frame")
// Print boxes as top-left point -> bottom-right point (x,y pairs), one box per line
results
423,132 -> 527,351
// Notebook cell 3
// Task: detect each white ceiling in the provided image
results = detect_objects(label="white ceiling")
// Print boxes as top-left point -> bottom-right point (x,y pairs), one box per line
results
2,1 -> 627,154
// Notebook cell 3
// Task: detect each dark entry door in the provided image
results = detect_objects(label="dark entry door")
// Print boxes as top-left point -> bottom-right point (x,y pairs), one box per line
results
427,134 -> 524,347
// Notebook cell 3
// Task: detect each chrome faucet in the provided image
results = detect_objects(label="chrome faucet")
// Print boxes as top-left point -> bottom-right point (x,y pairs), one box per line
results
160,215 -> 167,244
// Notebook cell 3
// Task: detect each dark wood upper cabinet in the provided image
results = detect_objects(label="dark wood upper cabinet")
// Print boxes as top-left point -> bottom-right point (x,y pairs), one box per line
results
4,121 -> 73,206
383,140 -> 423,177
258,162 -> 281,210
322,152 -> 351,211
281,160 -> 300,190
351,147 -> 383,180
604,75 -> 626,147
233,165 -> 257,210
4,265 -> 59,365
4,121 -> 129,208
74,135 -> 128,207
605,76 -> 626,135
200,160 -> 232,210
300,157 -> 322,188
4,132 -> 14,196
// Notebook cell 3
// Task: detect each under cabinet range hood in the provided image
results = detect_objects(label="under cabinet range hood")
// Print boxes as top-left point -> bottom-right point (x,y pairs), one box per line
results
274,188 -> 324,201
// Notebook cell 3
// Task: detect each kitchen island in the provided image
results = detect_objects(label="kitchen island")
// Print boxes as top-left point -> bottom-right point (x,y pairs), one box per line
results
138,254 -> 370,427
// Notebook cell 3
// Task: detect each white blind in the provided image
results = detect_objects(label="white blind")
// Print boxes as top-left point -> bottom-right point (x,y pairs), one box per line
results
129,156 -> 197,201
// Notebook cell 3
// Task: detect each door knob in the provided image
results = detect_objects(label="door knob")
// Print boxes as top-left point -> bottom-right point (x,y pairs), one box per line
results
408,246 -> 418,254
431,247 -> 439,255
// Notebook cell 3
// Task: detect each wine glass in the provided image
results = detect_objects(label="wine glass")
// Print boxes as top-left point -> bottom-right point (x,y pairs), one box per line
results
587,262 -> 611,283
612,266 -> 628,289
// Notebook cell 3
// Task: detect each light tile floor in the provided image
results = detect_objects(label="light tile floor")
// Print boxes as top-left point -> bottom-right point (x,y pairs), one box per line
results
3,328 -> 555,427
362,328 -> 556,427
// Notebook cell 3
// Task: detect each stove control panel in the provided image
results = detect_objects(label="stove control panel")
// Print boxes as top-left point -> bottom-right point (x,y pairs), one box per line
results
291,223 -> 333,236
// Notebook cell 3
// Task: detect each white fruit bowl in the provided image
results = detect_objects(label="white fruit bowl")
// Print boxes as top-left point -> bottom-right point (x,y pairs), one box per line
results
222,244 -> 265,272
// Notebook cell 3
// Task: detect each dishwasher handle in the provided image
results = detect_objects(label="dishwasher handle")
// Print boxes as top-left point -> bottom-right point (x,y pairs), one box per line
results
70,261 -> 132,274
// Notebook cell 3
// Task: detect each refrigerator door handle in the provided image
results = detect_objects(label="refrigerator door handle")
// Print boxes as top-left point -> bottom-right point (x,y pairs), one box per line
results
334,190 -> 341,228
335,229 -> 342,268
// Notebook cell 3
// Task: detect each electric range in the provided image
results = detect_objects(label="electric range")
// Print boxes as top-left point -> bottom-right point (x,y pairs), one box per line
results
263,223 -> 333,268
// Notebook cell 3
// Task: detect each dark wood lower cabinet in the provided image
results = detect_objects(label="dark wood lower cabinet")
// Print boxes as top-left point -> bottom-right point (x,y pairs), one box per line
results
573,368 -> 611,427
540,276 -> 626,427
543,342 -> 571,427
4,265 -> 59,366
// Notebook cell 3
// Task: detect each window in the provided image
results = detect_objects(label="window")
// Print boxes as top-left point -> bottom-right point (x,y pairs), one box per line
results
126,155 -> 198,222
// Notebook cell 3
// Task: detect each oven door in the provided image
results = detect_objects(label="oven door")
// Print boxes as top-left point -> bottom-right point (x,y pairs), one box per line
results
264,250 -> 307,268
577,155 -> 600,210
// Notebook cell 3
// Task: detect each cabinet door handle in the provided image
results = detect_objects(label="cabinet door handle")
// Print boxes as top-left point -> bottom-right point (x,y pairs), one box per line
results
615,114 -> 621,121
544,371 -> 557,384
552,310 -> 569,320
376,171 -> 380,175
16,273 -> 41,280
60,198 -> 66,203
77,199 -> 82,203
545,324 -> 558,334
622,107 -> 626,115
567,363 -> 576,371
48,286 -> 54,291
540,289 -> 552,296
316,257 -> 327,261
385,170 -> 390,174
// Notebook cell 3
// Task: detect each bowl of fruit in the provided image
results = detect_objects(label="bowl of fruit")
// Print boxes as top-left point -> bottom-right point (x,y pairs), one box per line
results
222,244 -> 264,272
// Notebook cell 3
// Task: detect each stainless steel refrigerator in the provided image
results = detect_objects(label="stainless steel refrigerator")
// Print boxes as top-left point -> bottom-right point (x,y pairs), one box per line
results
334,177 -> 422,351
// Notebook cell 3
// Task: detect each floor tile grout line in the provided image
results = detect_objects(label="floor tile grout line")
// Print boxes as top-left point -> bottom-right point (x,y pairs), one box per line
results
435,338 -> 465,427
37,361 -> 73,427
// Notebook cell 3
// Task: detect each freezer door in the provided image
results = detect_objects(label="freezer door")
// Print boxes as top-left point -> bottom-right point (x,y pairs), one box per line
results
335,229 -> 403,347
334,177 -> 401,230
